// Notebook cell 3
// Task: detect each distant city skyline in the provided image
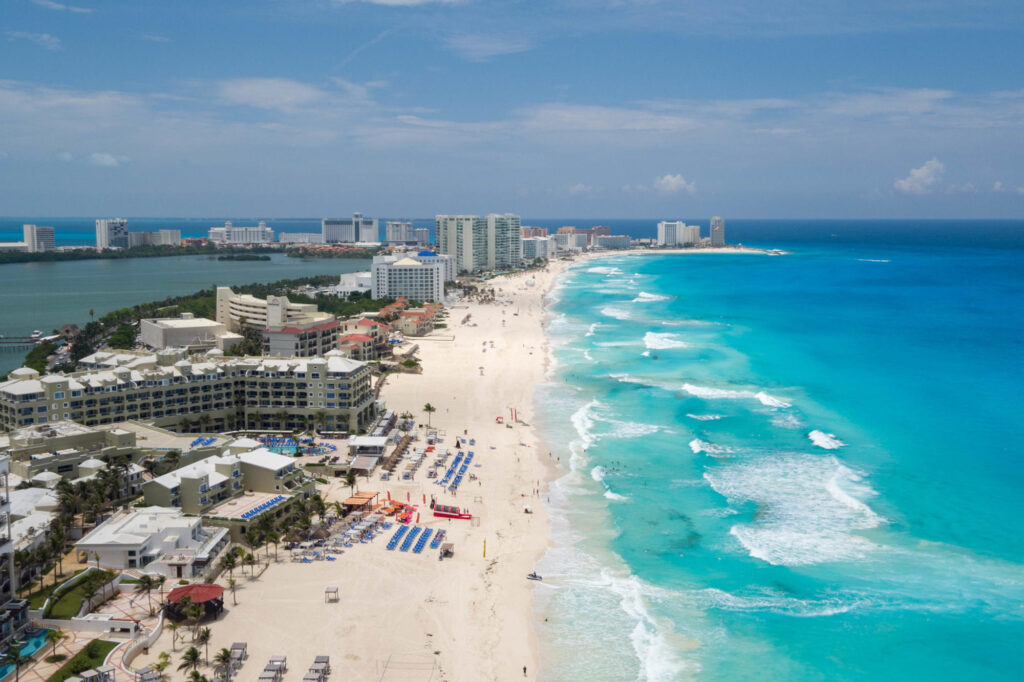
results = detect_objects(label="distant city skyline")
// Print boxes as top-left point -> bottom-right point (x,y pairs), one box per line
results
2,1 -> 1023,218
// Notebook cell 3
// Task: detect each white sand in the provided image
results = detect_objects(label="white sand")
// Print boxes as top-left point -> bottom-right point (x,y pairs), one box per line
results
133,261 -> 570,682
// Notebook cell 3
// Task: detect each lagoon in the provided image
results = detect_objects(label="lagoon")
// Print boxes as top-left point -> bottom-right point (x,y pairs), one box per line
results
0,253 -> 369,374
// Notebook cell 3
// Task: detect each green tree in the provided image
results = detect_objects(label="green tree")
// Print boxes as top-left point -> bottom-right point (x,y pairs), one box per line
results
218,552 -> 237,580
135,574 -> 156,614
45,628 -> 64,657
345,469 -> 357,494
214,647 -> 233,681
197,627 -> 212,664
167,622 -> 180,651
178,646 -> 201,673
423,402 -> 436,426
228,578 -> 237,606
1,644 -> 32,682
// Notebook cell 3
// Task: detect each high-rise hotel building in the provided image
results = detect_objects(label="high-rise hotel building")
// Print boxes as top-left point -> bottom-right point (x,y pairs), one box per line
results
711,216 -> 725,246
96,218 -> 129,249
436,213 -> 521,273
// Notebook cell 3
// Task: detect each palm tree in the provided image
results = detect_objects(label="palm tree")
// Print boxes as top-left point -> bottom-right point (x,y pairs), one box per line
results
199,414 -> 211,432
45,628 -> 64,657
228,578 -> 237,606
422,402 -> 436,426
309,493 -> 326,520
155,575 -> 166,602
188,670 -> 209,682
314,411 -> 326,433
218,552 -> 237,580
214,647 -> 233,681
135,574 -> 156,614
243,552 -> 256,577
178,646 -> 201,673
1,644 -> 32,682
197,627 -> 212,664
186,603 -> 204,641
331,501 -> 346,519
244,529 -> 261,567
276,410 -> 289,431
265,531 -> 281,562
345,469 -> 357,495
167,621 -> 180,650
80,583 -> 98,613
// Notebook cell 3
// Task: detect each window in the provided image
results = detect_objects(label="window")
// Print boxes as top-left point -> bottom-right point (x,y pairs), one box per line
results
54,391 -> 65,399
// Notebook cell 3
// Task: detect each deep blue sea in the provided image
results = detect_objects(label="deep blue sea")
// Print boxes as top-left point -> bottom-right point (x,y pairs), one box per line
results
533,222 -> 1024,680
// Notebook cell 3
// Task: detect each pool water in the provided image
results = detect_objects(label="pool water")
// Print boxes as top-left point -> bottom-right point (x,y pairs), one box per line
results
268,445 -> 297,455
0,628 -> 52,679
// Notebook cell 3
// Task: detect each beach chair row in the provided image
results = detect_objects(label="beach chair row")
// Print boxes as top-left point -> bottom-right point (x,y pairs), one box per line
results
241,494 -> 286,519
386,525 -> 409,550
430,529 -> 446,550
400,526 -> 422,551
413,528 -> 433,554
190,437 -> 215,448
449,451 -> 475,490
438,452 -> 465,485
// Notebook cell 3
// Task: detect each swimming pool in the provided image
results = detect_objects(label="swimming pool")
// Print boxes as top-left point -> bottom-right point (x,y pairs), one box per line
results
0,628 -> 52,679
268,445 -> 297,455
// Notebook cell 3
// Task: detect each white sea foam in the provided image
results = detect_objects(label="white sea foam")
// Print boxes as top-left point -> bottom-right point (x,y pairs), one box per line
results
704,455 -> 884,566
681,382 -> 792,409
809,430 -> 846,449
600,306 -> 633,320
857,258 -> 890,263
587,266 -> 624,275
641,350 -> 651,357
689,439 -> 734,456
608,420 -> 660,439
694,587 -> 871,618
604,490 -> 629,501
586,322 -> 601,337
582,350 -> 594,362
591,465 -> 606,482
686,413 -> 724,421
643,332 -> 689,350
771,413 -> 803,429
633,291 -> 671,303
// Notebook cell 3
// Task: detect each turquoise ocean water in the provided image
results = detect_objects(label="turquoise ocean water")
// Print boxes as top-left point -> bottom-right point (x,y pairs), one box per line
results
534,230 -> 1024,680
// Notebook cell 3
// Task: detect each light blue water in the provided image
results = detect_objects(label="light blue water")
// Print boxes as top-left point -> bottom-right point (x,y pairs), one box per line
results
0,628 -> 52,680
534,233 -> 1024,680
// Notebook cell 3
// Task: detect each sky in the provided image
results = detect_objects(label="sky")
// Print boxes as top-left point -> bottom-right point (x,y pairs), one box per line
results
1,0 -> 1023,218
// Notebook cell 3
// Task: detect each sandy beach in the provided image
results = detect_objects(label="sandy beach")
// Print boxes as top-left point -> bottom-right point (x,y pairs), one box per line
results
131,260 -> 570,682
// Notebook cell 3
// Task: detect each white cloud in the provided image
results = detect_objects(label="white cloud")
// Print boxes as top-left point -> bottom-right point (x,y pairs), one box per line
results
31,0 -> 93,13
946,182 -> 976,194
218,78 -> 326,111
568,183 -> 592,195
894,158 -> 945,195
445,33 -> 532,61
88,152 -> 122,167
7,31 -> 61,50
57,151 -> 73,161
653,173 -> 696,195
1017,187 -> 1024,196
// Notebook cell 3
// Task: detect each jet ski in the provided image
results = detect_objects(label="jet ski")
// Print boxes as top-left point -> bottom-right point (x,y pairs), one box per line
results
527,572 -> 543,581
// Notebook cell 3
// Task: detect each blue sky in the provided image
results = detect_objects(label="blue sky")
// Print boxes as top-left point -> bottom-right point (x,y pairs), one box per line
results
2,0 -> 1023,218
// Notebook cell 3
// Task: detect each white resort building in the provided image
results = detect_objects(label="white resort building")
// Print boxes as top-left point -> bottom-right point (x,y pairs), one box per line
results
76,507 -> 230,579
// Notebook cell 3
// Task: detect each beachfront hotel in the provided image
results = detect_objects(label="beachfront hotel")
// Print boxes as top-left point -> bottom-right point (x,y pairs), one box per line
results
0,456 -> 29,647
322,213 -> 379,244
711,216 -> 726,246
75,507 -> 231,579
0,350 -> 376,434
96,218 -> 129,249
215,287 -> 320,332
435,213 -> 522,273
208,221 -> 275,245
371,254 -> 447,303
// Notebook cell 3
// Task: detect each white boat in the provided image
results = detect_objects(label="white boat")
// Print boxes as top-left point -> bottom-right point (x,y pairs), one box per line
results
30,330 -> 43,339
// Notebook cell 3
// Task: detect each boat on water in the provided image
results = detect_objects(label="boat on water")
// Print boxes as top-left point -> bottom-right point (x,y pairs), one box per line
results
30,330 -> 42,339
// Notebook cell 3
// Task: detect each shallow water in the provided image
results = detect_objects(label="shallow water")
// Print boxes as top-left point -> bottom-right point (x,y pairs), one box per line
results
535,232 -> 1024,680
